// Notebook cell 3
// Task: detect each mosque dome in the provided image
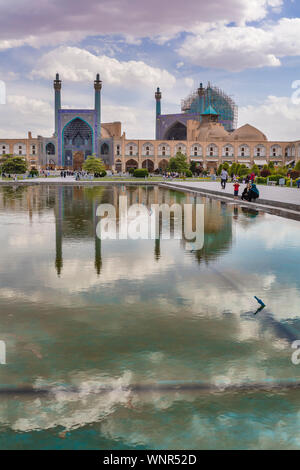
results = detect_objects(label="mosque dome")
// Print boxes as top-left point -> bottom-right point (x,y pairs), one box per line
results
231,124 -> 267,141
196,122 -> 230,141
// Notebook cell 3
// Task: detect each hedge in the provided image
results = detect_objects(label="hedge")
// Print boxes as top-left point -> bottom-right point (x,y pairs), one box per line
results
268,175 -> 287,184
255,177 -> 267,184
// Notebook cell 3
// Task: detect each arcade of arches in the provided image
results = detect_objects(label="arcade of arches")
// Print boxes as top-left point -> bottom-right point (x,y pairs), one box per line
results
113,138 -> 300,173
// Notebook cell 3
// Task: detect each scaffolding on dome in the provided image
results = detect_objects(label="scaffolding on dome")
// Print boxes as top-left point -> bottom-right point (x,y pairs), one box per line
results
181,82 -> 238,131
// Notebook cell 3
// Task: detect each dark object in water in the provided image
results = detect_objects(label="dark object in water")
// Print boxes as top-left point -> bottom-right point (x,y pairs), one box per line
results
254,296 -> 266,308
254,305 -> 265,315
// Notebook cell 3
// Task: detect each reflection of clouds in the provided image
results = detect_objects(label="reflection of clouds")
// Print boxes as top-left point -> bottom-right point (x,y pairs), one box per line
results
237,215 -> 300,250
175,268 -> 300,321
0,363 -> 274,436
6,371 -> 133,433
9,233 -> 47,248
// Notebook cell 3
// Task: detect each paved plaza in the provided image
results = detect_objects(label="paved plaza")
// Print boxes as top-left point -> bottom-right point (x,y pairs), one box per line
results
1,176 -> 300,213
162,180 -> 300,211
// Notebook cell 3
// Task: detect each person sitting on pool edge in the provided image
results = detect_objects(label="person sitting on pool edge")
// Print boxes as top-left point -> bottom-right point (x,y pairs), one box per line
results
241,182 -> 259,202
248,182 -> 259,202
241,182 -> 251,201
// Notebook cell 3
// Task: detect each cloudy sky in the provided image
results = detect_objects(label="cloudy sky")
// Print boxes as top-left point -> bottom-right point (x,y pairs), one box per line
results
0,0 -> 299,140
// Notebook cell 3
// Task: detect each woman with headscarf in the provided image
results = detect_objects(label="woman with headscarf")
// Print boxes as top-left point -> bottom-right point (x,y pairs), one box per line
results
248,182 -> 259,202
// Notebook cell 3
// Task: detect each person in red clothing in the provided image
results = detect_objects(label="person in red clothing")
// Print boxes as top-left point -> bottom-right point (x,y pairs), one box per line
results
250,172 -> 256,182
233,182 -> 240,200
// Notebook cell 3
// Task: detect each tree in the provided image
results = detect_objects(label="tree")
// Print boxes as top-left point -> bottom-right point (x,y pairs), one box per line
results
0,154 -> 12,164
82,156 -> 105,174
260,168 -> 271,177
190,161 -> 197,174
229,163 -> 237,177
295,161 -> 300,172
217,164 -> 223,176
238,164 -> 249,177
168,152 -> 189,173
268,161 -> 275,171
250,164 -> 260,175
1,157 -> 28,174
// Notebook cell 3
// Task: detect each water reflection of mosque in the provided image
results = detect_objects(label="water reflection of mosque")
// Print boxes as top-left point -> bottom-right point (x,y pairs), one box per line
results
53,185 -> 234,276
0,184 -> 236,275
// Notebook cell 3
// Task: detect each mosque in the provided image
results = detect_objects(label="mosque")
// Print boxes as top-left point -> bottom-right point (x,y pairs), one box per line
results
0,74 -> 299,173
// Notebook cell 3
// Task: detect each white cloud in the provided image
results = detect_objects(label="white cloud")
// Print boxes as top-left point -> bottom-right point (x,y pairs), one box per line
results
0,95 -> 53,138
0,0 -> 284,49
30,46 -> 176,90
239,95 -> 300,141
178,18 -> 300,71
0,32 -> 87,51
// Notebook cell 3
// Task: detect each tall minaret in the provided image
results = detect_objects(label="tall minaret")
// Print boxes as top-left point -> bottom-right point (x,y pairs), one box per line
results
53,73 -> 62,136
94,73 -> 102,142
155,87 -> 162,139
197,83 -> 205,115
155,87 -> 162,116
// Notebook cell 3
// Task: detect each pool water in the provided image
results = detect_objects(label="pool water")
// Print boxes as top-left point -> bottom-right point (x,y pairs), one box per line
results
0,184 -> 300,450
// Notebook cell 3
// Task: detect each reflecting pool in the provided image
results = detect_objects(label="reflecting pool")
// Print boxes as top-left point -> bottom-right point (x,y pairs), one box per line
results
0,184 -> 300,449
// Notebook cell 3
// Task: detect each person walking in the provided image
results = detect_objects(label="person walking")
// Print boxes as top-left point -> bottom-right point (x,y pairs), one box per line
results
297,178 -> 300,189
220,168 -> 228,189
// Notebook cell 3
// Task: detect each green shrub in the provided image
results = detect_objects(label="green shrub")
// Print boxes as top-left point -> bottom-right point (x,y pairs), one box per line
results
217,164 -> 223,176
295,161 -> 300,172
133,169 -> 149,178
256,177 -> 267,184
128,168 -> 135,175
29,168 -> 38,177
185,169 -> 193,177
100,170 -> 107,177
268,175 -> 287,184
286,179 -> 297,187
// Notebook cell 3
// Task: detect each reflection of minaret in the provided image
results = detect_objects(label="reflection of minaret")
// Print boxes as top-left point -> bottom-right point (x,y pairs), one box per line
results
95,236 -> 102,275
154,206 -> 162,261
154,238 -> 160,261
55,187 -> 63,276
93,199 -> 102,275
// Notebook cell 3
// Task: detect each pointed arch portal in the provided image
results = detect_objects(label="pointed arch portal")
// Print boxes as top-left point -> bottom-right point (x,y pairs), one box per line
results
164,121 -> 187,140
62,117 -> 94,168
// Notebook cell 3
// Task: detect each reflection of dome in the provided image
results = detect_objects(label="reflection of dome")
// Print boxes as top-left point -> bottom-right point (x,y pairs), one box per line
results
231,124 -> 267,141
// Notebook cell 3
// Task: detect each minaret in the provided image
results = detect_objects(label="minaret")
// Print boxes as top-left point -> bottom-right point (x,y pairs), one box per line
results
94,73 -> 102,142
197,83 -> 205,115
155,87 -> 162,139
155,87 -> 162,116
53,73 -> 62,137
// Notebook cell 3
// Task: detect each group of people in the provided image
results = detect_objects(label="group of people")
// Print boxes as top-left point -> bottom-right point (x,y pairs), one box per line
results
240,182 -> 260,202
220,168 -> 260,202
162,172 -> 181,179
